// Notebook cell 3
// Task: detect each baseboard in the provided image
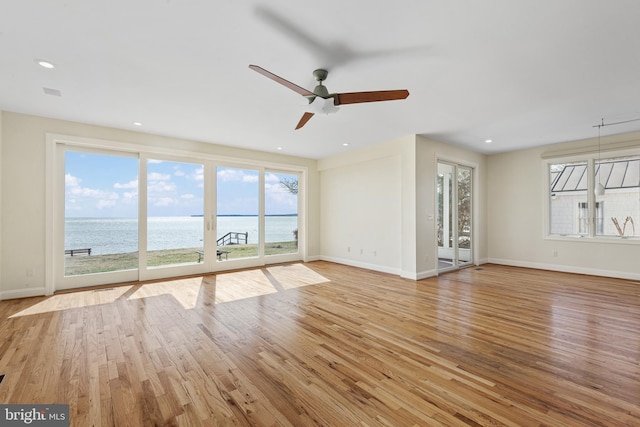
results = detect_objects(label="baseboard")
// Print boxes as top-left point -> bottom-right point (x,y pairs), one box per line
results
319,256 -> 402,277
403,269 -> 438,280
0,286 -> 46,301
488,258 -> 640,281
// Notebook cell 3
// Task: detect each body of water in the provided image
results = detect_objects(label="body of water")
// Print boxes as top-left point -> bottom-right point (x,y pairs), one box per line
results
65,216 -> 298,255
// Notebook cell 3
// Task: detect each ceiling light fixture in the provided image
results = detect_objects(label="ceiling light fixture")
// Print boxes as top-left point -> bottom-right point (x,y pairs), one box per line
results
133,122 -> 142,126
36,59 -> 55,69
342,143 -> 349,147
484,139 -> 492,144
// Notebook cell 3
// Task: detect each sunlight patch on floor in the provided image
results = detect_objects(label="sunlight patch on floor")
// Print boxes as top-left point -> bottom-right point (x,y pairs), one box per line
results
214,269 -> 277,303
7,263 -> 331,316
9,286 -> 133,318
127,277 -> 203,309
267,264 -> 330,289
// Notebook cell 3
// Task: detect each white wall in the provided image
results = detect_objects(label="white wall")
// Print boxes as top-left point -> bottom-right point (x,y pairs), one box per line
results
0,111 -> 320,299
319,136 -> 409,276
0,112 -> 2,292
487,132 -> 640,279
319,134 -> 488,279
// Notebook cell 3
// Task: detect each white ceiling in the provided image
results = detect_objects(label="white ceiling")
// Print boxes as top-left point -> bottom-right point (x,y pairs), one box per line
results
2,0 -> 640,159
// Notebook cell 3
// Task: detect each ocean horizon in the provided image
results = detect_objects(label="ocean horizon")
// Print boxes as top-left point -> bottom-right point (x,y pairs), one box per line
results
65,215 -> 298,256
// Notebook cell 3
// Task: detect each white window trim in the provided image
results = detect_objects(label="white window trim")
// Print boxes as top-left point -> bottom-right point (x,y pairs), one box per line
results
543,148 -> 640,244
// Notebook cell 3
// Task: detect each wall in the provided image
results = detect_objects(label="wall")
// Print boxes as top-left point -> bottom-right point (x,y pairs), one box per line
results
0,112 -> 2,292
318,134 -> 488,279
318,136 -> 409,276
487,131 -> 640,279
0,111 -> 320,299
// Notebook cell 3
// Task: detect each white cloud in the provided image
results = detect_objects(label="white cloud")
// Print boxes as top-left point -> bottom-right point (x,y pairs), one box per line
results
153,197 -> 177,207
217,168 -> 258,183
65,173 -> 80,187
114,179 -> 138,189
181,194 -> 195,200
148,172 -> 171,181
65,173 -> 121,211
148,181 -> 176,193
265,173 -> 281,183
97,199 -> 117,209
193,167 -> 204,182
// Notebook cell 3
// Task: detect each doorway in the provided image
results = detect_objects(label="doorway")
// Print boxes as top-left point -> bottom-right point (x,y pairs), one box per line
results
437,161 -> 473,272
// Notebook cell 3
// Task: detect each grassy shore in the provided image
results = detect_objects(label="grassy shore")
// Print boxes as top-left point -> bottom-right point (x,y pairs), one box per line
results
64,241 -> 297,276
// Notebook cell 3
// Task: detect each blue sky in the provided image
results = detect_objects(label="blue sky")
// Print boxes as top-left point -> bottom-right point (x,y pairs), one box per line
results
65,152 -> 298,217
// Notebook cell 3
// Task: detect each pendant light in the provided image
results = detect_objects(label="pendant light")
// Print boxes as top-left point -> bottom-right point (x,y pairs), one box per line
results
595,118 -> 605,196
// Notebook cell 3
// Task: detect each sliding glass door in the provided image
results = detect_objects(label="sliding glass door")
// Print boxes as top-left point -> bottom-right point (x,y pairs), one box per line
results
60,149 -> 140,288
55,142 -> 303,289
146,158 -> 205,269
216,166 -> 260,263
265,171 -> 299,256
437,161 -> 473,272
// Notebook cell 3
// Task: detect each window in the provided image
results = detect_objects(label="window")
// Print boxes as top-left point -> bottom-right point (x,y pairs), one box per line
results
549,161 -> 588,236
548,154 -> 640,239
50,135 -> 306,292
577,202 -> 603,235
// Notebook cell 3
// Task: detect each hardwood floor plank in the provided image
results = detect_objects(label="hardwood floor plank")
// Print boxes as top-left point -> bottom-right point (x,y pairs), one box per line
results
1,262 -> 640,426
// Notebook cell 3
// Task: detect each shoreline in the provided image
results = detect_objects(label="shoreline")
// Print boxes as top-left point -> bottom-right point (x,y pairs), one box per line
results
64,241 -> 297,276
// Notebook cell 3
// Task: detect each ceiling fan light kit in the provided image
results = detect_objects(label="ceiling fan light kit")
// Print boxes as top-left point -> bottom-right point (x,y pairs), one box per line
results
249,64 -> 409,129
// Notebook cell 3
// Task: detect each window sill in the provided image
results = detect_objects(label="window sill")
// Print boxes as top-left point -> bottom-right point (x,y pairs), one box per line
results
545,234 -> 640,245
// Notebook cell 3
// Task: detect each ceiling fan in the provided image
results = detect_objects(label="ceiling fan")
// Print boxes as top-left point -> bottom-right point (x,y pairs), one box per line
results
249,65 -> 410,129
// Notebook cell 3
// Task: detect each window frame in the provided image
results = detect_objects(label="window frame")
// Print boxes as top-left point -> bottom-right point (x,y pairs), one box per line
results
45,133 -> 308,295
544,148 -> 640,243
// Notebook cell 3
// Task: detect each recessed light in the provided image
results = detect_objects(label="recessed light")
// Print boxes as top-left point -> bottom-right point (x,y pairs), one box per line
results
276,146 -> 283,150
36,59 -> 55,69
342,143 -> 349,147
133,122 -> 142,126
484,139 -> 493,144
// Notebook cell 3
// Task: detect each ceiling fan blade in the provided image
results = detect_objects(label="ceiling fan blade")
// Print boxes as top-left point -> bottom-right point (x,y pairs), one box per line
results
295,112 -> 315,130
249,65 -> 314,97
333,89 -> 410,105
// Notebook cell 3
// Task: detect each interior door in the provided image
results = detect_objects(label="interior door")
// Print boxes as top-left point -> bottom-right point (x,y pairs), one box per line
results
437,161 -> 473,272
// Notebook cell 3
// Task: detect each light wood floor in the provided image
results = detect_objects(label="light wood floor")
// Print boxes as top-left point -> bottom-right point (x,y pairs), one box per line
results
1,262 -> 639,426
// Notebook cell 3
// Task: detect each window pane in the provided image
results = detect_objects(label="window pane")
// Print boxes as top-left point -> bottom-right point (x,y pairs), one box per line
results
596,156 -> 640,237
549,162 -> 588,236
147,160 -> 204,268
457,166 -> 472,262
265,172 -> 299,256
217,167 -> 259,260
65,151 -> 139,276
